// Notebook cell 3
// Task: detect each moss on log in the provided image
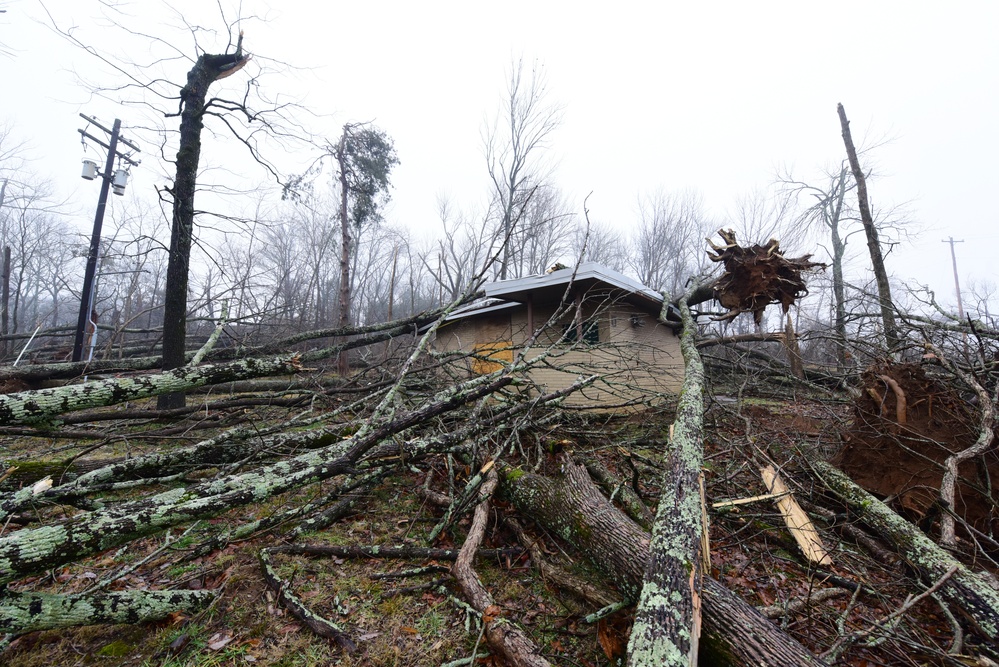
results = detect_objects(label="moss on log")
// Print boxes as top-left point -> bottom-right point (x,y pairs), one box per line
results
0,372 -> 514,586
0,355 -> 302,426
814,461 -> 999,641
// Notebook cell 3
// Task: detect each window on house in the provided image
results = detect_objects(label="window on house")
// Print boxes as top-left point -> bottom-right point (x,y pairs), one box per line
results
562,317 -> 600,345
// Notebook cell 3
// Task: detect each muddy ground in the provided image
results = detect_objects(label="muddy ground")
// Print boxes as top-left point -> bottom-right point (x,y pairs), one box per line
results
835,362 -> 998,546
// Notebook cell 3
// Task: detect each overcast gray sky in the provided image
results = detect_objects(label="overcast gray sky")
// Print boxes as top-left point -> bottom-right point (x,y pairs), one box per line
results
2,0 -> 997,314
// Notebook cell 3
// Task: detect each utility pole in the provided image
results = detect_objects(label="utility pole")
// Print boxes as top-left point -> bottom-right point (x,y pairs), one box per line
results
942,237 -> 965,320
73,115 -> 139,362
0,179 -> 8,357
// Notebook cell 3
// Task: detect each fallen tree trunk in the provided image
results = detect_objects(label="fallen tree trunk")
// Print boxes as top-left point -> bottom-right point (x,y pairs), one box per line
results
0,355 -> 303,426
0,356 -> 167,386
0,420 -> 343,521
814,461 -> 999,643
452,468 -> 551,667
0,309 -> 446,387
628,291 -> 704,667
0,589 -> 216,636
501,458 -> 827,666
0,371 -> 515,586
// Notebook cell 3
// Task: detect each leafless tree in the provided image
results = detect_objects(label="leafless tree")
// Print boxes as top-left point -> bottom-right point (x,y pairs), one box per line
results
572,219 -> 628,272
726,186 -> 808,252
427,195 -> 496,303
484,58 -> 564,279
503,184 -> 575,277
838,103 -> 900,351
629,188 -> 711,298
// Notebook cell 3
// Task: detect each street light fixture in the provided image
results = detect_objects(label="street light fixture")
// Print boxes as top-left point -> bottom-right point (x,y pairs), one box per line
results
73,114 -> 140,363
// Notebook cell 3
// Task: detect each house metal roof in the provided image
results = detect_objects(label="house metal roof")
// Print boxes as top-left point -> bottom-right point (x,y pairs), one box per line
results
483,262 -> 666,313
431,262 -> 680,329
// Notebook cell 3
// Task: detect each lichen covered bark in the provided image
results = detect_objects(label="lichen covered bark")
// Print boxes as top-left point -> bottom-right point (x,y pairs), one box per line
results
627,292 -> 704,666
815,461 -> 999,640
0,355 -> 302,426
502,457 -> 826,666
0,589 -> 215,635
0,371 -> 514,586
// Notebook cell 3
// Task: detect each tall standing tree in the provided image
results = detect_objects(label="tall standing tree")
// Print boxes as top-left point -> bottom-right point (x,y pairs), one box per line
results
42,6 -> 312,405
779,164 -> 854,369
837,103 -> 901,352
484,58 -> 564,279
332,124 -> 399,332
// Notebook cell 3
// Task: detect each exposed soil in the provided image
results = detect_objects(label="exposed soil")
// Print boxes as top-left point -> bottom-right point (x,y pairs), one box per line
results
835,361 -> 999,543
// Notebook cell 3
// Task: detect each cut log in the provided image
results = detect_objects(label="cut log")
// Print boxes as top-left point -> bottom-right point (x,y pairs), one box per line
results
0,355 -> 303,426
814,461 -> 999,642
501,457 -> 827,666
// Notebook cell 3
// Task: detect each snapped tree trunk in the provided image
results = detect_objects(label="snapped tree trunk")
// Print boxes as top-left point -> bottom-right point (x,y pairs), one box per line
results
836,103 -> 900,352
501,458 -> 827,667
159,36 -> 250,409
336,130 -> 351,335
814,461 -> 999,642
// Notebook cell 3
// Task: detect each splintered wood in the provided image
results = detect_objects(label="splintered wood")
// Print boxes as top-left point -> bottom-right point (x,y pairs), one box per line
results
760,465 -> 833,566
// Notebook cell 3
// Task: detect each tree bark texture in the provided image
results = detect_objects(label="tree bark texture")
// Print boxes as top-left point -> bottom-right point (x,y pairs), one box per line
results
336,130 -> 351,332
501,458 -> 827,667
0,420 -> 340,521
160,40 -> 249,408
628,294 -> 704,667
814,461 -> 999,641
0,355 -> 301,426
0,355 -> 167,386
836,103 -> 900,351
0,589 -> 215,636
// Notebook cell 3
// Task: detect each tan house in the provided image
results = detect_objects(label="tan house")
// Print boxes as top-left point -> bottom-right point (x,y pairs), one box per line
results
433,263 -> 684,409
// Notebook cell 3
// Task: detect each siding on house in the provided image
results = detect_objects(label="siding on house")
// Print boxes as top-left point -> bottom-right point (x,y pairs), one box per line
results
435,296 -> 682,410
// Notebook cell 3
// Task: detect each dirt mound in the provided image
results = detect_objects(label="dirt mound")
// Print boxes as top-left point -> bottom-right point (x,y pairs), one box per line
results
835,362 -> 999,541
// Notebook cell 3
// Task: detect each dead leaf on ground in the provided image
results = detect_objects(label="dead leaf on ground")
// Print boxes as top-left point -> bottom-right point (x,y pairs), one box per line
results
597,617 -> 628,663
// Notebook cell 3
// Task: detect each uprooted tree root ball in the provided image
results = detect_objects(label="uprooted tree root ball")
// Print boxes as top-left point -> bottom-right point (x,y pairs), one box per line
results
836,361 -> 999,546
705,229 -> 826,324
